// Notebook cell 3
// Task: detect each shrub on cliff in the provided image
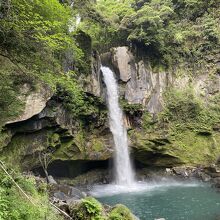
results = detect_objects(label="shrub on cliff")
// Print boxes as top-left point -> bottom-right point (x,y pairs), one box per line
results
0,168 -> 62,220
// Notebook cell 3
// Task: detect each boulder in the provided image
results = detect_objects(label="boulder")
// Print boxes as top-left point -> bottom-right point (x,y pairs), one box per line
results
212,177 -> 220,188
6,83 -> 53,124
199,172 -> 211,182
50,184 -> 87,201
172,167 -> 189,177
48,175 -> 57,184
109,204 -> 136,220
112,47 -> 132,82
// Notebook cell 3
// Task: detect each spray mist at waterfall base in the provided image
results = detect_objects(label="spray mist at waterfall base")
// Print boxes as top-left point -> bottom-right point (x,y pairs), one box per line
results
90,178 -> 202,197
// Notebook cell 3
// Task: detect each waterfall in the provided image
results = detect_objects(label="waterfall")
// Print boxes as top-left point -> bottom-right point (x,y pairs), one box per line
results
101,66 -> 135,186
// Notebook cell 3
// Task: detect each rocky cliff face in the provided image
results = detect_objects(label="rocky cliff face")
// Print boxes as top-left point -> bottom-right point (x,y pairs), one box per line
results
99,46 -> 220,167
1,46 -> 220,178
102,46 -> 170,114
101,46 -> 220,114
0,55 -> 112,177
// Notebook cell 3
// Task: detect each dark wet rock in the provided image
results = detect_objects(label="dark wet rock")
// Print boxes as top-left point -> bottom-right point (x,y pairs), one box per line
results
50,183 -> 87,201
57,201 -> 69,214
66,198 -> 82,206
212,177 -> 220,184
206,164 -> 220,173
136,167 -> 173,181
53,191 -> 70,201
52,197 -> 70,214
209,172 -> 220,178
212,177 -> 220,188
172,167 -> 190,177
57,169 -> 110,188
199,172 -> 212,182
136,165 -> 220,185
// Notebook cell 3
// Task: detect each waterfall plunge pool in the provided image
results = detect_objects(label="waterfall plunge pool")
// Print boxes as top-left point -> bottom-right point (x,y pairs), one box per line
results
91,180 -> 220,220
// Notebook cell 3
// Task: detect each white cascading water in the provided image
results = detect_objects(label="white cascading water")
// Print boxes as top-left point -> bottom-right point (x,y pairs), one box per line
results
101,66 -> 135,186
91,67 -> 200,198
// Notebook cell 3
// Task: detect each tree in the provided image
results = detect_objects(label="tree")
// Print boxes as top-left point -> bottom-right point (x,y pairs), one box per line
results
38,151 -> 53,183
0,0 -> 83,73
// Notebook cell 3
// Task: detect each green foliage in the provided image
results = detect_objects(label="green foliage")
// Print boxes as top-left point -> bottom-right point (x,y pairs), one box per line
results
0,188 -> 9,219
97,0 -> 134,21
141,112 -> 156,131
40,70 -> 107,128
126,0 -> 174,47
70,197 -> 106,220
161,88 -> 202,123
87,0 -> 220,65
0,73 -> 24,126
109,204 -> 134,220
70,197 -> 135,220
77,0 -> 135,50
82,197 -> 103,217
0,0 -> 84,73
159,87 -> 220,132
54,73 -> 85,116
0,168 -> 62,220
201,14 -> 220,44
120,99 -> 143,115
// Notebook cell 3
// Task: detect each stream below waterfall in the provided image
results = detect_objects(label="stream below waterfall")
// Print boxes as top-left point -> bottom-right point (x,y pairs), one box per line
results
91,181 -> 220,220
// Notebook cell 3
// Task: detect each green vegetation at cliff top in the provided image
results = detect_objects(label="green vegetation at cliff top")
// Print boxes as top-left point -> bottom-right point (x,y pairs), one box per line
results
85,0 -> 220,66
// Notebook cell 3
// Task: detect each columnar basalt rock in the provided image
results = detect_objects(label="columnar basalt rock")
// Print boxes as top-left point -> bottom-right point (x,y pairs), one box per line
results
99,46 -> 220,115
103,47 -> 172,114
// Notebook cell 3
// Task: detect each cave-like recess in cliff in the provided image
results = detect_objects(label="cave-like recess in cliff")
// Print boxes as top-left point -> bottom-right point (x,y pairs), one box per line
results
33,159 -> 110,178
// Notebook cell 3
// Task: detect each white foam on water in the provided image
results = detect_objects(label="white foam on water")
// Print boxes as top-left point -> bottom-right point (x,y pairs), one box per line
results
90,179 -> 203,197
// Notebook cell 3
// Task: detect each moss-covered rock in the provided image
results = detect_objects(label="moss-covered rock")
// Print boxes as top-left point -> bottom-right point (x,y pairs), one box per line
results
131,129 -> 220,167
53,131 -> 112,162
69,197 -> 136,220
0,130 -> 12,152
1,130 -> 48,169
109,204 -> 135,220
70,197 -> 107,220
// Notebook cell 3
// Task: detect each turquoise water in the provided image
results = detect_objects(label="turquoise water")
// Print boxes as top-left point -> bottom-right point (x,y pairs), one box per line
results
94,182 -> 220,220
